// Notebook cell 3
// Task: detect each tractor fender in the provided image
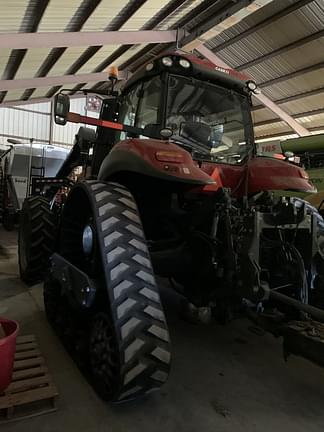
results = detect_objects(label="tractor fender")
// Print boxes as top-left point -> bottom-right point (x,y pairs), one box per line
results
245,158 -> 316,195
98,138 -> 215,186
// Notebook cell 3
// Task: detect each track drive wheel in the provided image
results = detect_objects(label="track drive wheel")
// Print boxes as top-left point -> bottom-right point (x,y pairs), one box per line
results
19,196 -> 57,284
57,180 -> 171,401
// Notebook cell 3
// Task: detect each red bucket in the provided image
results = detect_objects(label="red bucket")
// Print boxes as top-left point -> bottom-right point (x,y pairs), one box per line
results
0,318 -> 19,393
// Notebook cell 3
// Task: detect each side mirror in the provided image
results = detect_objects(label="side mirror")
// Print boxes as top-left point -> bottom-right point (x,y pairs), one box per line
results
53,93 -> 70,125
7,138 -> 22,145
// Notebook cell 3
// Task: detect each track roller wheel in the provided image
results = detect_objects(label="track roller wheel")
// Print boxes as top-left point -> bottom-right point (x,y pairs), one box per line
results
89,312 -> 120,400
19,196 -> 57,284
56,180 -> 171,401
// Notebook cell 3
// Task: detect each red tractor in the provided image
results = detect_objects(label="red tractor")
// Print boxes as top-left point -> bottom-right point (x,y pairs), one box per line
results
19,53 -> 324,402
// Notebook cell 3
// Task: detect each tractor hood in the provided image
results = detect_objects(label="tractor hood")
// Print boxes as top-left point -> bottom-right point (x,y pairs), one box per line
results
246,157 -> 316,195
201,156 -> 316,197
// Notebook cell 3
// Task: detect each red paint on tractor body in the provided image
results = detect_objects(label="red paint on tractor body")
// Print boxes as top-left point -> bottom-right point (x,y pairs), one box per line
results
201,157 -> 315,196
113,139 -> 315,195
245,157 -> 315,195
112,138 -> 215,184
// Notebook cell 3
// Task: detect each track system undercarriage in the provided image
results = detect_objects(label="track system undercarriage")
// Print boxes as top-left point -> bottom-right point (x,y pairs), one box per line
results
44,180 -> 171,401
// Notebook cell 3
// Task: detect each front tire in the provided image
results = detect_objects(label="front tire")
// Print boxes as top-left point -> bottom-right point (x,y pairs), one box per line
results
19,196 -> 56,284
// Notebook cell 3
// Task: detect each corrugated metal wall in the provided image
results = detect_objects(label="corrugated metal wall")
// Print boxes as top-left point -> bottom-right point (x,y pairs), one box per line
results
0,98 -> 91,147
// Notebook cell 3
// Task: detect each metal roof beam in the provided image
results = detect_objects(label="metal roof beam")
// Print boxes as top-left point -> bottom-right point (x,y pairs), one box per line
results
0,30 -> 178,50
213,0 -> 314,53
0,0 -> 50,103
252,86 -> 324,111
111,0 -> 268,77
237,29 -> 324,71
254,108 -> 324,127
45,0 -> 149,98
105,0 -> 274,80
256,126 -> 324,140
259,60 -> 324,88
195,46 -> 309,137
180,0 -> 274,51
71,0 -> 189,95
22,0 -> 102,101
0,72 -> 128,91
0,94 -> 83,108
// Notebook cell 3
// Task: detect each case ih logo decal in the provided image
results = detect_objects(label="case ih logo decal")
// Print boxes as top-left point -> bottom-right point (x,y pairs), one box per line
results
215,66 -> 229,74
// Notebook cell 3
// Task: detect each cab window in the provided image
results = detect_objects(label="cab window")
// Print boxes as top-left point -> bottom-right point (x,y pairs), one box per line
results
135,77 -> 161,129
118,83 -> 141,140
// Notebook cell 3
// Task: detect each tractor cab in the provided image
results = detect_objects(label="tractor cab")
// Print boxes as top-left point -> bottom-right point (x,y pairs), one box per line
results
102,53 -> 256,166
54,53 -> 256,166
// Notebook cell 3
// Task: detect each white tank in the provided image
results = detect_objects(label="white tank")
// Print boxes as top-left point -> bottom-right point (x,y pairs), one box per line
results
4,143 -> 69,209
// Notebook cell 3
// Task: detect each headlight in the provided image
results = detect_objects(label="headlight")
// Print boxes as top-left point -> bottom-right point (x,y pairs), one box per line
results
247,80 -> 261,94
247,80 -> 257,91
179,58 -> 190,68
162,57 -> 173,67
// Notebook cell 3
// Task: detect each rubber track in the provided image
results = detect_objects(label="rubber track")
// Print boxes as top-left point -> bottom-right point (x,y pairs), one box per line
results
19,196 -> 56,284
80,180 -> 171,401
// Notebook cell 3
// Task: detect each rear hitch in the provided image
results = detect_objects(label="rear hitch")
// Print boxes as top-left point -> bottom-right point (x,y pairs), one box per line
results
269,290 -> 324,323
283,320 -> 324,368
249,289 -> 324,368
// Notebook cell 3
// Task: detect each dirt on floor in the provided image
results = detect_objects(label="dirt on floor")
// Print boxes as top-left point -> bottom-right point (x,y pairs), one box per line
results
1,226 -> 324,432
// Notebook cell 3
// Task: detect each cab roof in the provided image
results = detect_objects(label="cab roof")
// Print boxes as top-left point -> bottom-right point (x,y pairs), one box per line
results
122,52 -> 250,95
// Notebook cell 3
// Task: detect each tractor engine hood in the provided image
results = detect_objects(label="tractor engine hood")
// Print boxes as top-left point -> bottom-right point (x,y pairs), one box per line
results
200,156 -> 316,197
246,157 -> 316,195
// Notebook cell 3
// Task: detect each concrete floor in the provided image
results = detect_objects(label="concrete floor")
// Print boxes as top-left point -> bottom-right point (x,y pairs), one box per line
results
1,227 -> 324,431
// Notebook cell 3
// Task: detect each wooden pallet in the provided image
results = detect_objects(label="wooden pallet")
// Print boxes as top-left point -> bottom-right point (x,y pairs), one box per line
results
0,335 -> 59,423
